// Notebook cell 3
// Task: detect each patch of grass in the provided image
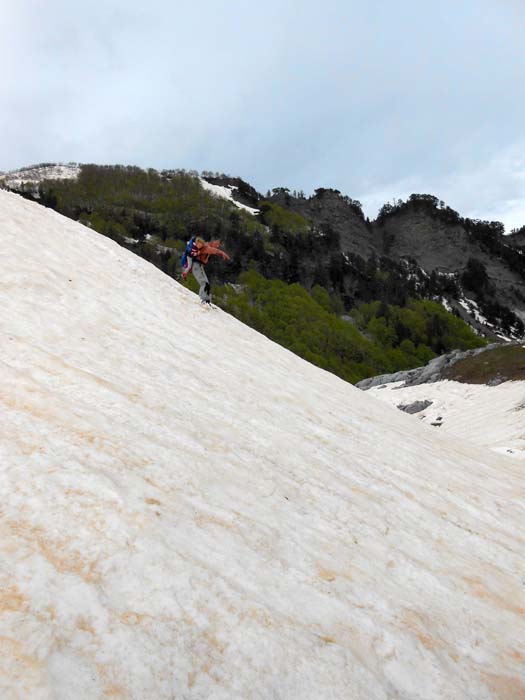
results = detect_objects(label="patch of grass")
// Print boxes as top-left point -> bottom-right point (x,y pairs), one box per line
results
443,344 -> 525,384
259,201 -> 310,234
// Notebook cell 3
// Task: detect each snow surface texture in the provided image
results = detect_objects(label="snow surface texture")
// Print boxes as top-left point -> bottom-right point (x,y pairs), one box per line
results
199,177 -> 259,215
368,380 -> 525,462
1,189 -> 524,699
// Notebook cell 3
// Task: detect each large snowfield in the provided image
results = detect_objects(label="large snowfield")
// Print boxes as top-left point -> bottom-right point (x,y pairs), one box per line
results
1,189 -> 524,699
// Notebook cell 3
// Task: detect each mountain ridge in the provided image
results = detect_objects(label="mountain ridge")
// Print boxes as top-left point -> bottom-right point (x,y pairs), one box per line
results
2,162 -> 524,346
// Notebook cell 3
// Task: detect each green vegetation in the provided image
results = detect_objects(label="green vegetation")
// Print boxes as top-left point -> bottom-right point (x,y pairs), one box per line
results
31,164 -> 270,281
37,164 -> 251,243
259,201 -> 310,234
351,299 -> 485,358
212,271 -> 380,383
208,271 -> 486,384
13,164 -> 492,385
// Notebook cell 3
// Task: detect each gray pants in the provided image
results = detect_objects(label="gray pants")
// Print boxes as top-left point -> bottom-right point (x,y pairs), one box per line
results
192,260 -> 211,302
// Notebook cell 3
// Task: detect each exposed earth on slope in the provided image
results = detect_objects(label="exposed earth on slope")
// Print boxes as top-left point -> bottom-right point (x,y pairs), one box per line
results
356,343 -> 503,389
442,343 -> 525,384
357,342 -> 525,389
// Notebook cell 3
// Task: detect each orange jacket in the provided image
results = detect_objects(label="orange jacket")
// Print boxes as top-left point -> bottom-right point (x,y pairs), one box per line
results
194,238 -> 230,264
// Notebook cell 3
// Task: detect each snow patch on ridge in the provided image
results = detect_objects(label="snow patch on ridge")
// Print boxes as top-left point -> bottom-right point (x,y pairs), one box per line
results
199,177 -> 259,215
458,296 -> 517,341
1,163 -> 80,190
440,297 -> 453,313
458,296 -> 487,325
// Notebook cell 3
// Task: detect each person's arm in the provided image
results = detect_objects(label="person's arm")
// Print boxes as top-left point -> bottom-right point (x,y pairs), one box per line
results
182,256 -> 194,279
199,244 -> 230,260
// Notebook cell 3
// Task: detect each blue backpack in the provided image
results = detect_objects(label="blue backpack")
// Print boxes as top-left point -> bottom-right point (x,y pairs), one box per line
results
180,236 -> 196,268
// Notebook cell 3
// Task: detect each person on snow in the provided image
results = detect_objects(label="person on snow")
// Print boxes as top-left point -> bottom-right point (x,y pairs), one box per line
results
181,236 -> 230,304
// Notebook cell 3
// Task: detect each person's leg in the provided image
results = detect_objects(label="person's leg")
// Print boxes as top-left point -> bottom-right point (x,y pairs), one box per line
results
192,261 -> 211,303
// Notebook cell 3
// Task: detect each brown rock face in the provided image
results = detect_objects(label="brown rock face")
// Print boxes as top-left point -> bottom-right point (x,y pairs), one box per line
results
269,189 -> 382,257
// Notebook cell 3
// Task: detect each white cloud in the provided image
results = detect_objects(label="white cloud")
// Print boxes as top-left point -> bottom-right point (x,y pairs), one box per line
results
2,0 -> 525,232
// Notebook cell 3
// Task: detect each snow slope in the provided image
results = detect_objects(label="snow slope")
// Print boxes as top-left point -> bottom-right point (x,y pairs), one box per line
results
368,380 -> 525,461
1,190 -> 524,699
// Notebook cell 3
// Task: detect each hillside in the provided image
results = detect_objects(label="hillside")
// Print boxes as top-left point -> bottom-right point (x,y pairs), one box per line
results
507,226 -> 525,250
267,190 -> 525,338
1,189 -> 524,699
357,342 -> 525,389
0,162 -> 80,189
374,197 -> 525,333
2,164 -> 524,347
1,164 -> 491,386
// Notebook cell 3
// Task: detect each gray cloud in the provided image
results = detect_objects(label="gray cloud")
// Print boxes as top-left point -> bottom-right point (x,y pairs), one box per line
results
2,0 -> 525,230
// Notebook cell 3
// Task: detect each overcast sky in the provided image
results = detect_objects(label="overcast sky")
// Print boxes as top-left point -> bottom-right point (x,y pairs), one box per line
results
2,0 -> 525,230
